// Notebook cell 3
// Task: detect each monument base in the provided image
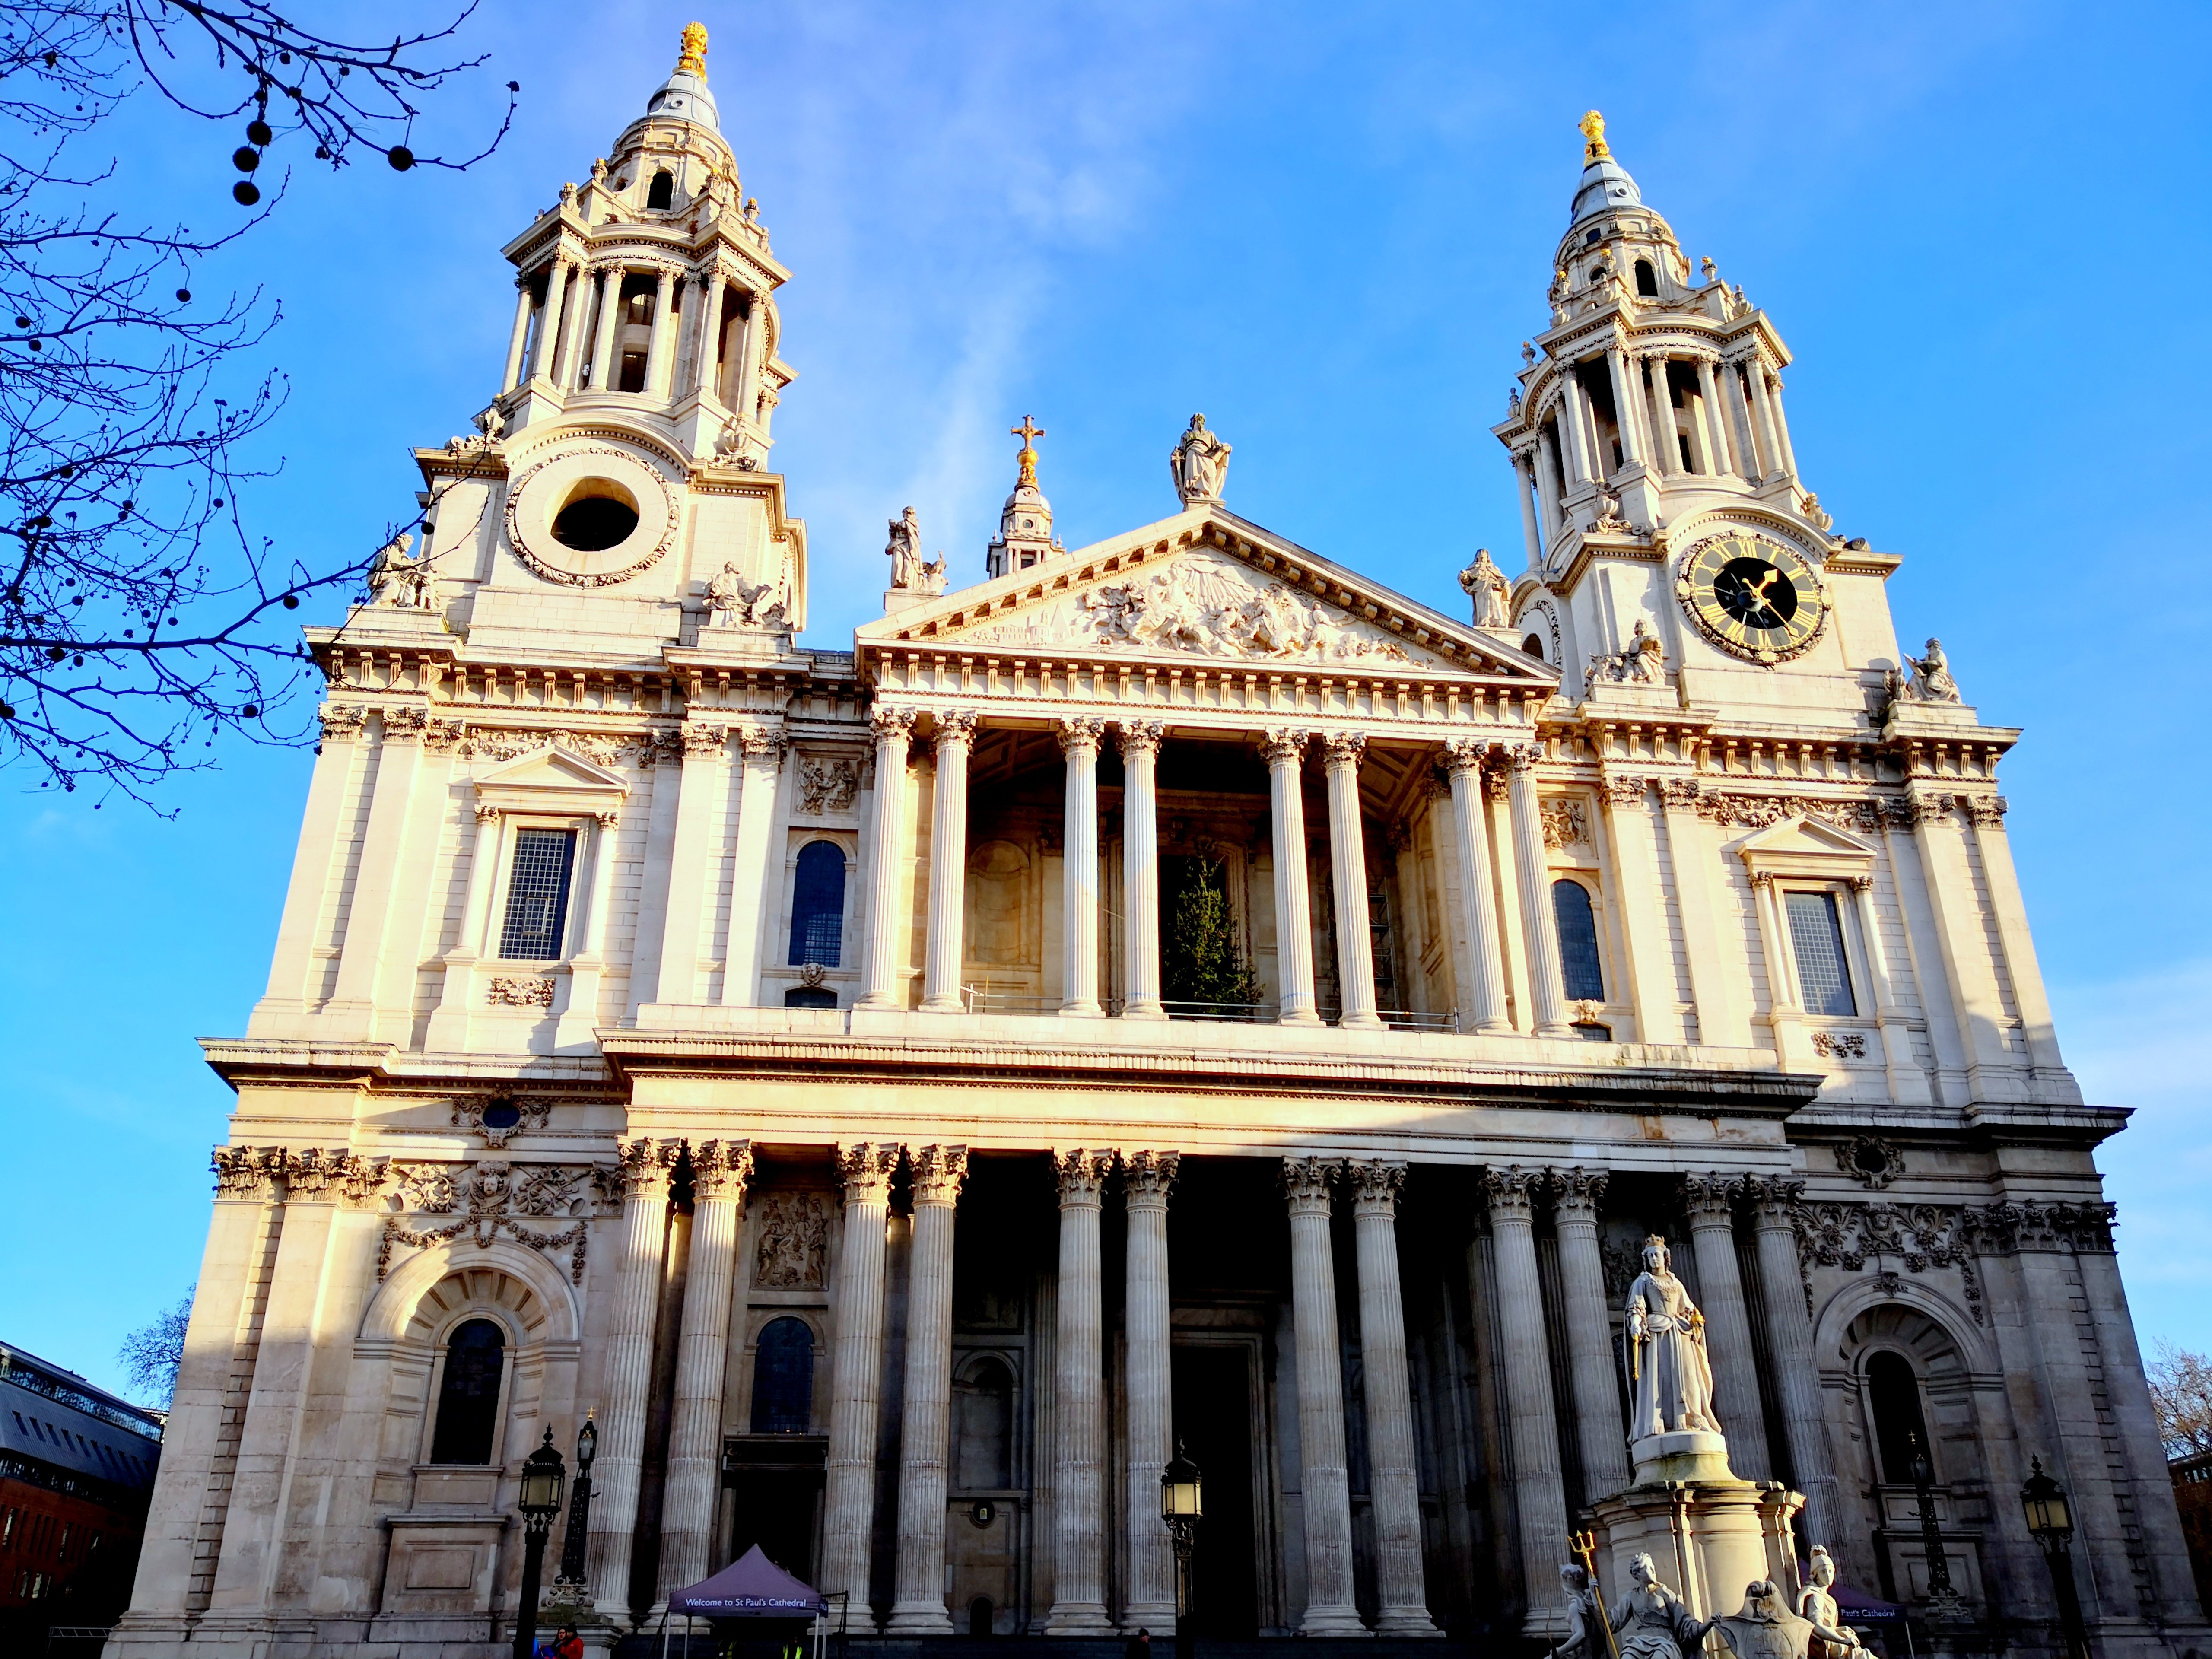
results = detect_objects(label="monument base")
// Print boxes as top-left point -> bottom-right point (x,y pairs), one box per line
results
1588,1473 -> 1806,1621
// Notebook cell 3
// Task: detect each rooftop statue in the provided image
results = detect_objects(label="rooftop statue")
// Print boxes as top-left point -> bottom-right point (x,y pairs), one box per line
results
1170,413 -> 1232,504
1459,547 -> 1511,629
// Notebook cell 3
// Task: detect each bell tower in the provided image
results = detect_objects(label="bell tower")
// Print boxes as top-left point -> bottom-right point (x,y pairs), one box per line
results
984,415 -> 1067,578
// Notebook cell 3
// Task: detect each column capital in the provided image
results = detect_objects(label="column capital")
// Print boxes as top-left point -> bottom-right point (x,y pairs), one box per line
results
681,722 -> 730,757
1503,741 -> 1547,774
1052,1147 -> 1116,1205
210,1144 -> 285,1199
1681,1172 -> 1739,1227
281,1147 -> 388,1207
1281,1155 -> 1341,1214
1601,773 -> 1649,808
690,1138 -> 753,1203
618,1136 -> 682,1199
909,1143 -> 969,1205
933,710 -> 978,753
1121,1149 -> 1180,1207
1742,1174 -> 1804,1226
1443,737 -> 1491,776
1319,730 -> 1367,768
1346,1158 -> 1406,1217
734,724 -> 784,761
1259,727 -> 1310,766
836,1141 -> 900,1204
1116,719 -> 1166,759
1056,715 -> 1104,753
1549,1165 -> 1608,1221
1481,1163 -> 1542,1220
869,704 -> 918,744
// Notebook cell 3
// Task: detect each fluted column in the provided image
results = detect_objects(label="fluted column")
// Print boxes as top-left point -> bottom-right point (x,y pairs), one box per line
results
1513,451 -> 1543,566
887,1144 -> 969,1633
531,257 -> 572,382
1643,353 -> 1675,475
1122,1150 -> 1180,1627
551,258 -> 592,388
1681,1176 -> 1769,1481
1348,1160 -> 1440,1635
1320,731 -> 1382,1028
1503,744 -> 1570,1035
820,1144 -> 900,1624
1262,728 -> 1320,1025
1118,722 -> 1166,1020
588,265 -> 626,392
1046,1149 -> 1115,1630
1695,356 -> 1736,477
1282,1157 -> 1363,1634
657,1140 -> 755,1604
1764,371 -> 1801,478
1605,343 -> 1646,467
1442,740 -> 1510,1033
590,1138 -> 680,1618
1550,1168 -> 1630,1502
720,728 -> 786,1006
502,278 -> 536,392
1746,1177 -> 1838,1543
1484,1165 -> 1569,1637
1556,375 -> 1593,487
682,272 -> 721,399
1745,359 -> 1785,483
642,266 -> 679,399
1535,429 -> 1564,544
858,707 -> 917,1009
1058,717 -> 1105,1017
921,712 -> 976,1013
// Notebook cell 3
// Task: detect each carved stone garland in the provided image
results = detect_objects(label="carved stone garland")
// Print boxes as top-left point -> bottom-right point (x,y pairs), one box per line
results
378,1157 -> 615,1285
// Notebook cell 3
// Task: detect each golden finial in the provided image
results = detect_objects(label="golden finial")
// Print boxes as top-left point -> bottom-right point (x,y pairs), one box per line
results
676,21 -> 709,79
1011,414 -> 1045,488
1580,108 -> 1610,163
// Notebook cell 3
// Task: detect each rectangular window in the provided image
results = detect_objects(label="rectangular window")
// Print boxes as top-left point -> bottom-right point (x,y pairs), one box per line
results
1786,889 -> 1858,1017
497,828 -> 578,960
619,350 -> 648,393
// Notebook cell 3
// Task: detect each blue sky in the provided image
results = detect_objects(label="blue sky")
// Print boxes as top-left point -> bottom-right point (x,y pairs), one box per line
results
3,0 -> 2208,1400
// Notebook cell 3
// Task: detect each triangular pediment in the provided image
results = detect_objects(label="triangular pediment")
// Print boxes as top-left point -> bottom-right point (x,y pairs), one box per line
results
473,746 -> 631,809
1735,814 -> 1878,858
858,507 -> 1555,685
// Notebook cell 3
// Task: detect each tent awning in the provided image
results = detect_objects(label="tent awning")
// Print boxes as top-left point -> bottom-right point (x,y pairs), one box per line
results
669,1545 -> 828,1617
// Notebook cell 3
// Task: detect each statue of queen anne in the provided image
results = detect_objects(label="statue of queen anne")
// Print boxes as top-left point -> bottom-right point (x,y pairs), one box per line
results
1624,1234 -> 1722,1440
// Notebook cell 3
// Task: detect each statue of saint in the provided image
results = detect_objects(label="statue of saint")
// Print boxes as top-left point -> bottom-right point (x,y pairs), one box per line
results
366,533 -> 429,608
1709,1580 -> 1819,1659
1170,413 -> 1232,504
1905,637 -> 1961,703
885,505 -> 925,589
1625,1234 -> 1721,1440
1625,618 -> 1665,684
1609,1552 -> 1717,1659
1796,1547 -> 1864,1659
1459,547 -> 1511,629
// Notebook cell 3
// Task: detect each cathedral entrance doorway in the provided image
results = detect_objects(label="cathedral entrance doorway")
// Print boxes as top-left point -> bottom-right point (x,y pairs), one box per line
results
719,1438 -> 823,1585
1171,1343 -> 1261,1637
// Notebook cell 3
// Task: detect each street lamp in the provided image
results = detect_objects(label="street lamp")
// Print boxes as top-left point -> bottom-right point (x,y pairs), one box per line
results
513,1427 -> 567,1659
2022,1458 -> 2089,1659
1906,1429 -> 1966,1621
553,1414 -> 597,1601
1161,1441 -> 1203,1659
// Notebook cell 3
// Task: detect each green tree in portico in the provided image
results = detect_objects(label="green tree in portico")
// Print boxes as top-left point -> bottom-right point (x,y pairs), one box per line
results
1163,854 -> 1260,1012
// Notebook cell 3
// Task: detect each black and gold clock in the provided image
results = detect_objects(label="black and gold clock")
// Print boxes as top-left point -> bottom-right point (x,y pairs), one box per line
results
1674,530 -> 1828,664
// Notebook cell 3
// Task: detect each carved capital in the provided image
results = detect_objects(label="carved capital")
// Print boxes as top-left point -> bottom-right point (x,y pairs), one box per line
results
681,723 -> 729,757
1053,1147 -> 1116,1206
1681,1173 -> 1738,1227
617,1137 -> 681,1200
836,1141 -> 899,1205
1658,776 -> 1702,810
1442,737 -> 1490,778
909,1143 -> 969,1205
283,1147 -> 386,1205
1740,1174 -> 1804,1226
1346,1158 -> 1406,1217
318,704 -> 368,743
934,710 -> 979,753
423,716 -> 466,753
734,725 -> 783,761
690,1138 -> 754,1203
1550,1165 -> 1608,1222
1320,730 -> 1368,768
1055,715 -> 1104,755
1281,1155 -> 1341,1215
1963,795 -> 2009,829
869,705 -> 918,746
1116,720 -> 1166,760
1602,775 -> 1649,808
1482,1163 -> 1541,1219
381,706 -> 429,740
1503,742 -> 1546,774
1122,1149 -> 1180,1208
212,1144 -> 283,1198
1259,728 -> 1309,767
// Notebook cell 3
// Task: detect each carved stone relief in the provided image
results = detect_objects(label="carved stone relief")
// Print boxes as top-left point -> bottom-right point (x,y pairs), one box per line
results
797,756 -> 861,815
753,1192 -> 830,1288
379,1158 -> 612,1284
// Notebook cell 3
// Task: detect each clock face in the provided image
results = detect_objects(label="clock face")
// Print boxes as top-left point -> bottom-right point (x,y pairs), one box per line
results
1675,530 -> 1827,664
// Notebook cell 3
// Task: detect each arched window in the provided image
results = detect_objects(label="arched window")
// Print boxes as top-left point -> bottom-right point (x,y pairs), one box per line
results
1553,879 -> 1604,1001
429,1319 -> 505,1465
953,1357 -> 1015,1490
751,1317 -> 815,1434
1634,258 -> 1659,297
646,168 -> 675,210
1522,632 -> 1546,662
1866,1350 -> 1932,1484
788,841 -> 847,966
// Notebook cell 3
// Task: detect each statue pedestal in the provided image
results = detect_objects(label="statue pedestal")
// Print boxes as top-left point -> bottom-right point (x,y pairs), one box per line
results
1588,1469 -> 1805,1622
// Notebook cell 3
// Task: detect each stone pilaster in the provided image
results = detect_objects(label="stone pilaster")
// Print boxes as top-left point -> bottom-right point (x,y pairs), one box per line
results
1503,744 -> 1571,1036
887,1144 -> 969,1633
1550,1167 -> 1630,1501
719,728 -> 785,1006
1282,1157 -> 1363,1634
1484,1164 -> 1568,1636
1046,1148 -> 1115,1630
820,1144 -> 900,1624
1681,1175 -> 1769,1481
1122,1150 -> 1180,1627
590,1137 -> 679,1618
655,725 -> 731,1007
1347,1160 -> 1440,1635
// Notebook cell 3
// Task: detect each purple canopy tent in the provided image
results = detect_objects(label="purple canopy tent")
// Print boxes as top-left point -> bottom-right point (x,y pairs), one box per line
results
669,1545 -> 828,1618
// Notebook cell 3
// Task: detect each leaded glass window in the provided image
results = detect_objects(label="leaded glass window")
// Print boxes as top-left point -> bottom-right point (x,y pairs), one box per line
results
429,1319 -> 505,1465
751,1317 -> 814,1434
1786,889 -> 1857,1017
1552,879 -> 1605,1002
497,828 -> 577,960
788,840 -> 846,966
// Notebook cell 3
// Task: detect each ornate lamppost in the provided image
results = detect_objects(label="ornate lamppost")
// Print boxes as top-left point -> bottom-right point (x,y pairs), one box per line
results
1161,1441 -> 1203,1659
1907,1429 -> 1967,1621
2022,1458 -> 2090,1659
513,1428 -> 567,1659
551,1414 -> 597,1603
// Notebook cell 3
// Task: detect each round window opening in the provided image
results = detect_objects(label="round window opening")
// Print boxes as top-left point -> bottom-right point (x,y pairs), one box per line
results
1853,1142 -> 1890,1177
550,478 -> 640,553
481,1100 -> 522,1130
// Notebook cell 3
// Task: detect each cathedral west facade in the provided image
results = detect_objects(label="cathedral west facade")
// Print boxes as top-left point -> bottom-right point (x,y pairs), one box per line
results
106,32 -> 2204,1659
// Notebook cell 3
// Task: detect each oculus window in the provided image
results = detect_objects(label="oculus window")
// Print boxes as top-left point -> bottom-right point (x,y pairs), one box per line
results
1786,889 -> 1858,1016
788,840 -> 847,966
498,827 -> 577,960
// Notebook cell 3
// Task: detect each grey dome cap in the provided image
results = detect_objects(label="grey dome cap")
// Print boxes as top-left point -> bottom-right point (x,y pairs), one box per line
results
647,67 -> 720,131
1570,156 -> 1643,225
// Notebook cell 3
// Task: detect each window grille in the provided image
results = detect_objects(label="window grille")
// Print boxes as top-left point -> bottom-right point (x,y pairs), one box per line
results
1553,879 -> 1605,1001
787,841 -> 847,966
497,828 -> 576,960
1785,889 -> 1858,1016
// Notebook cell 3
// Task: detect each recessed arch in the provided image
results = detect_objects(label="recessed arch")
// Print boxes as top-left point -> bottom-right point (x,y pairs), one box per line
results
360,1239 -> 581,1348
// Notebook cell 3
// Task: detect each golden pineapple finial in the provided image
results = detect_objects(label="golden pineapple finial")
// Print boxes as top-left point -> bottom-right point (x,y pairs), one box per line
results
1580,109 -> 1609,163
677,21 -> 709,79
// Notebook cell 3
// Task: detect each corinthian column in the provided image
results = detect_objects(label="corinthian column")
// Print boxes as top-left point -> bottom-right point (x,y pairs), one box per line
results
642,266 -> 679,398
658,1140 -> 755,1603
1503,744 -> 1570,1035
1745,1178 -> 1838,1546
887,1145 -> 969,1633
590,1138 -> 680,1618
1058,718 -> 1105,1017
530,260 -> 572,382
1484,1165 -> 1569,1637
1347,1160 -> 1440,1635
921,712 -> 976,1012
1442,740 -> 1510,1033
1046,1149 -> 1115,1630
1282,1157 -> 1363,1634
502,278 -> 534,392
1122,1150 -> 1180,1627
587,264 -> 625,391
1262,729 -> 1320,1025
1549,1168 -> 1630,1502
820,1144 -> 900,1625
1118,723 -> 1166,1020
1681,1176 -> 1769,1481
857,707 -> 916,1009
1321,731 -> 1382,1028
